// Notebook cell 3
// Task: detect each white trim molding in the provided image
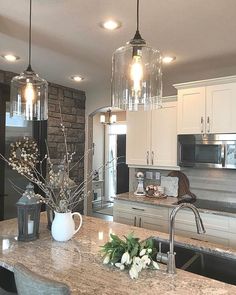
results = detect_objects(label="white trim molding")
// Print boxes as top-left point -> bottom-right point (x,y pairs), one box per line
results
173,75 -> 236,90
128,165 -> 180,171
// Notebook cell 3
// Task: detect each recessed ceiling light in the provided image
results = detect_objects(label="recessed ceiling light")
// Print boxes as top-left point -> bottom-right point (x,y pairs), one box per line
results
100,20 -> 122,31
71,75 -> 84,82
2,54 -> 20,62
162,56 -> 176,64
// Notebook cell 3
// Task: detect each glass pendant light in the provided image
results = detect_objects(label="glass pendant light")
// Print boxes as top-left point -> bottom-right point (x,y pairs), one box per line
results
10,0 -> 48,121
112,0 -> 162,111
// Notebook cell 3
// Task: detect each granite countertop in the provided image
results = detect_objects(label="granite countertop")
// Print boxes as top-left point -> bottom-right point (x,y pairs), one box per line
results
115,192 -> 236,218
1,214 -> 236,294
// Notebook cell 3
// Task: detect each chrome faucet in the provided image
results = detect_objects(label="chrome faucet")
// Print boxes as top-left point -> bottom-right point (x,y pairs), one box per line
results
167,203 -> 205,274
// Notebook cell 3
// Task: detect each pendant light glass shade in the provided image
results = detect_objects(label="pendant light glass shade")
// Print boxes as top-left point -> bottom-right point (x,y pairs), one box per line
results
112,0 -> 162,111
10,69 -> 48,120
112,43 -> 162,111
10,0 -> 48,121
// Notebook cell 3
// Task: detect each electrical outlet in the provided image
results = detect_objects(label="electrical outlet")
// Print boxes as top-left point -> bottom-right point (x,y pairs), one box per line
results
155,172 -> 161,180
146,171 -> 153,180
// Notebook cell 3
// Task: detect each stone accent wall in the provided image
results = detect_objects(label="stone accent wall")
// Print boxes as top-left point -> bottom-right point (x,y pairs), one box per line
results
0,69 -> 86,186
47,83 -> 85,184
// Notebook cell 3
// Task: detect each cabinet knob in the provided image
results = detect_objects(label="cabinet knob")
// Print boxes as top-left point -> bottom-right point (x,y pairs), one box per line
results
139,217 -> 142,227
151,151 -> 154,165
134,216 -> 136,226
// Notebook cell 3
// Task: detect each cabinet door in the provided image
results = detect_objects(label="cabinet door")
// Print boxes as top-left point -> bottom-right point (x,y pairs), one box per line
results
151,102 -> 177,167
126,110 -> 151,165
140,214 -> 169,233
113,209 -> 138,226
177,87 -> 206,134
206,83 -> 236,133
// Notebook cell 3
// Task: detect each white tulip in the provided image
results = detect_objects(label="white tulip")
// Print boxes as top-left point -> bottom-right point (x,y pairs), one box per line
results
129,265 -> 139,279
152,261 -> 160,270
121,252 -> 131,265
120,264 -> 125,270
142,255 -> 151,264
133,256 -> 143,272
115,263 -> 125,270
147,248 -> 152,254
103,255 -> 110,264
139,249 -> 146,256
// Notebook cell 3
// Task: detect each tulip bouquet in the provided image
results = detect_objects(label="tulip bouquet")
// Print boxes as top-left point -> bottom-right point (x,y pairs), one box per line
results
101,233 -> 160,279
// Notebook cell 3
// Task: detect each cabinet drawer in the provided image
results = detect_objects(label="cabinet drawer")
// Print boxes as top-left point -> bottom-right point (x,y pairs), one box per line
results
114,200 -> 169,219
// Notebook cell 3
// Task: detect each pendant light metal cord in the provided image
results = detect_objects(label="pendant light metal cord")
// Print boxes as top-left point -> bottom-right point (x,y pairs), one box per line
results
28,0 -> 32,70
136,0 -> 139,32
131,0 -> 144,42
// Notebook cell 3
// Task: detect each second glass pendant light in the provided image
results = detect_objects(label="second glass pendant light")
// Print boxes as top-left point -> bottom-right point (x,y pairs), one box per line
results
112,0 -> 162,111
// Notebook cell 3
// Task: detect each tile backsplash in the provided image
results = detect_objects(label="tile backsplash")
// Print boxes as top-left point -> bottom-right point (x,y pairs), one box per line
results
129,167 -> 236,203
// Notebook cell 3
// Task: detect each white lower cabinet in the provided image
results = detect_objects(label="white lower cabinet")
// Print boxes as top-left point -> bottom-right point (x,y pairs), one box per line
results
173,210 -> 236,246
113,200 -> 169,233
113,200 -> 236,247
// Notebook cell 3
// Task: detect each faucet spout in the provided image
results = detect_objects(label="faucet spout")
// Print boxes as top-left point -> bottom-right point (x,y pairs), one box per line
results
167,203 -> 205,274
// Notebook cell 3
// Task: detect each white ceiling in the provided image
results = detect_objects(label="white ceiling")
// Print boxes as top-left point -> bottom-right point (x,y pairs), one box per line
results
1,0 -> 236,113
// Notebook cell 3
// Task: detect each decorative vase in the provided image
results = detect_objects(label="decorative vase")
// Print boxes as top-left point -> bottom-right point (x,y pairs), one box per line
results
51,211 -> 82,242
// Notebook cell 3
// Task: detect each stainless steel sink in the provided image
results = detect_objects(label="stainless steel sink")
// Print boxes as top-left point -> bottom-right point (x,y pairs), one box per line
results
152,237 -> 236,286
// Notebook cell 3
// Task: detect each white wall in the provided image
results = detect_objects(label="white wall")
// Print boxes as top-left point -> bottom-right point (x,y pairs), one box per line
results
85,83 -> 111,116
92,113 -> 105,180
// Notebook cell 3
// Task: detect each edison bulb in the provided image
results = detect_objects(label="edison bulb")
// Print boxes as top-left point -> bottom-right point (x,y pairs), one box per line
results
25,81 -> 35,102
100,114 -> 106,123
130,55 -> 143,97
110,114 -> 117,123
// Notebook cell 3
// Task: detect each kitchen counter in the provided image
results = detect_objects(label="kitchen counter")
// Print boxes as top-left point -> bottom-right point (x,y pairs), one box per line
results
1,214 -> 236,294
115,192 -> 236,218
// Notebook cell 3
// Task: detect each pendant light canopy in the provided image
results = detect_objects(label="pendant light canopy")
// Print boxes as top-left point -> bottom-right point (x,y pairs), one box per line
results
112,0 -> 162,111
10,0 -> 48,121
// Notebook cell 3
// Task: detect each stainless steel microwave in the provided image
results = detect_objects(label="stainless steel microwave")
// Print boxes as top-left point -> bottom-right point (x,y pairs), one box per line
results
178,134 -> 236,169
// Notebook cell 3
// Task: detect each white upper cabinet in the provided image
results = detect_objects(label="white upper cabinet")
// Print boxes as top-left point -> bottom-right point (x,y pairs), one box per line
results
151,102 -> 177,167
177,87 -> 205,134
206,83 -> 236,134
175,76 -> 236,135
126,100 -> 178,169
126,110 -> 150,165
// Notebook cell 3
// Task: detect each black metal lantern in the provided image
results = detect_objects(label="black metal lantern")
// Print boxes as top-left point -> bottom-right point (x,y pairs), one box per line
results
16,183 -> 41,242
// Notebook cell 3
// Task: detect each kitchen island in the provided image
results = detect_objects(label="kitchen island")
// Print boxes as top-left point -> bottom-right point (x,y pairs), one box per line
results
1,214 -> 236,294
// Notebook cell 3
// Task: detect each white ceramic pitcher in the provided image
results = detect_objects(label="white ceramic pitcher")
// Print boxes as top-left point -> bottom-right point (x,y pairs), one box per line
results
51,211 -> 82,242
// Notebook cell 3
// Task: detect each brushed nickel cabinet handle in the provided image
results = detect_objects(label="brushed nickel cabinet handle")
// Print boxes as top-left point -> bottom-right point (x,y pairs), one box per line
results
139,217 -> 142,228
207,116 -> 210,133
132,207 -> 145,211
146,151 -> 149,165
134,216 -> 137,226
201,117 -> 204,133
151,151 -> 154,165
